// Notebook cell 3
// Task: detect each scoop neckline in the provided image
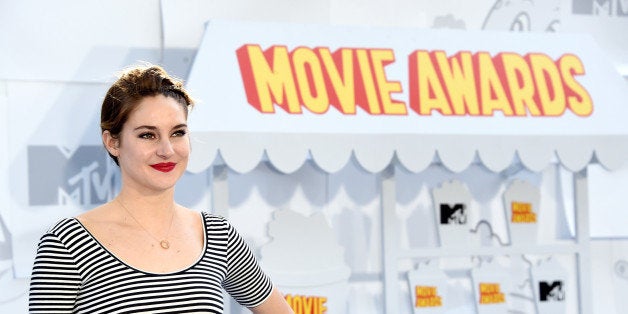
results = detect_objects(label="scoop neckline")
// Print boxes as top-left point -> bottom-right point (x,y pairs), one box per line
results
72,211 -> 208,275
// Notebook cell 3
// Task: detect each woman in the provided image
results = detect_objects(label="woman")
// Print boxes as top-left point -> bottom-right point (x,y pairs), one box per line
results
28,64 -> 293,314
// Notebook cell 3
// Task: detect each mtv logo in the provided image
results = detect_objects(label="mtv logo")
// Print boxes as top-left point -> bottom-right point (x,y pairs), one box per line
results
571,0 -> 628,15
440,203 -> 466,225
27,145 -> 118,206
539,281 -> 565,301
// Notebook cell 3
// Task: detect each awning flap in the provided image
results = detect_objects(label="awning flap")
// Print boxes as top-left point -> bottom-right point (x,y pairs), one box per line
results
188,133 -> 628,173
185,20 -> 628,174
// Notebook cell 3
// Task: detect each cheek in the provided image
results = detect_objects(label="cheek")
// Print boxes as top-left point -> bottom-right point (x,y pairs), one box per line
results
175,140 -> 191,157
121,148 -> 147,167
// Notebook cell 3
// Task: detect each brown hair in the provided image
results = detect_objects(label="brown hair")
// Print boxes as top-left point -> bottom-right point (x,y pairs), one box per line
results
101,64 -> 195,165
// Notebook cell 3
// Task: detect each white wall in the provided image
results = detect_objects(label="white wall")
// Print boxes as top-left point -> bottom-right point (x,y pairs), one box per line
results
1,0 -> 627,313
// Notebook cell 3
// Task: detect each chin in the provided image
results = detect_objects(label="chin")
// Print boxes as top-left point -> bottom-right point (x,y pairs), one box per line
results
147,174 -> 183,191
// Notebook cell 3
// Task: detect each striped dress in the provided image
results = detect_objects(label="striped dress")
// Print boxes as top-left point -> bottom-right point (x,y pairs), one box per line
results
28,212 -> 273,313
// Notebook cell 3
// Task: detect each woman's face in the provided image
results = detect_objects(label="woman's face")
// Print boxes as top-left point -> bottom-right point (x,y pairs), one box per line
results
105,94 -> 190,193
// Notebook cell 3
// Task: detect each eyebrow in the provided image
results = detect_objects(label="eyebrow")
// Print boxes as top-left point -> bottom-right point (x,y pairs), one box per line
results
133,123 -> 188,131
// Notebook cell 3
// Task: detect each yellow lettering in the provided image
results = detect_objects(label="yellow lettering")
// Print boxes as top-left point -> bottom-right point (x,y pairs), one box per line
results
476,52 -> 513,116
356,49 -> 381,114
512,212 -> 537,223
236,45 -> 301,113
416,296 -> 443,307
434,51 -> 480,115
317,48 -> 357,114
479,283 -> 505,304
480,293 -> 506,304
528,53 -> 566,116
511,202 -> 532,213
511,202 -> 536,223
292,47 -> 329,114
559,54 -> 593,116
284,294 -> 327,314
415,286 -> 442,308
416,286 -> 437,297
480,283 -> 500,294
293,295 -> 303,313
319,297 -> 327,313
370,49 -> 407,115
303,295 -> 314,314
498,52 -> 541,116
410,50 -> 451,115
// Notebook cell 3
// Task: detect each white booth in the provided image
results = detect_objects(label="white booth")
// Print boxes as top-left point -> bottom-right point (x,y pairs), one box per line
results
184,20 -> 628,314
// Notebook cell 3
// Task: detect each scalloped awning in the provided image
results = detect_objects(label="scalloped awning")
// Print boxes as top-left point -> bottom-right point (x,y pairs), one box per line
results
185,20 -> 628,174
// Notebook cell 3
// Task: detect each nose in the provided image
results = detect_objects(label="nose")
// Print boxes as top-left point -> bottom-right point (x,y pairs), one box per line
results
157,138 -> 175,159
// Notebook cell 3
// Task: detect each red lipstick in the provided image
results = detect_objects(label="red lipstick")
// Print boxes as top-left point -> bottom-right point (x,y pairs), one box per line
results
151,162 -> 176,172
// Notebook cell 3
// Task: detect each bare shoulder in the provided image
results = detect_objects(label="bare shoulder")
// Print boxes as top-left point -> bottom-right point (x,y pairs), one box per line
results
75,203 -> 120,229
176,205 -> 204,225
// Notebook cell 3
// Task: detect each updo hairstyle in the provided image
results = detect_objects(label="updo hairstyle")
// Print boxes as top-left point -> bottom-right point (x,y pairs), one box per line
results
100,64 -> 195,165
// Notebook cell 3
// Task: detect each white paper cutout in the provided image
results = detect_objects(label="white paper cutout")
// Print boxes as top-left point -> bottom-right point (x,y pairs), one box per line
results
613,259 -> 628,312
503,180 -> 540,245
509,255 -> 536,314
432,180 -> 479,247
471,259 -> 511,314
407,260 -> 449,313
531,257 -> 568,314
260,209 -> 351,313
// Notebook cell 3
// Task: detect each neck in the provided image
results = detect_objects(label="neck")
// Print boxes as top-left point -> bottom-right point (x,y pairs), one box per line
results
115,189 -> 177,220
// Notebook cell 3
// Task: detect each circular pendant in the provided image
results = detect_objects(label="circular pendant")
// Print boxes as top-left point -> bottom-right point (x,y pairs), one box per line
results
160,240 -> 170,249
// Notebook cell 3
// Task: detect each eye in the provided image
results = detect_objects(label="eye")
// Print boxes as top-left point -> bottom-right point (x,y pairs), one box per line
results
172,129 -> 187,137
139,132 -> 156,139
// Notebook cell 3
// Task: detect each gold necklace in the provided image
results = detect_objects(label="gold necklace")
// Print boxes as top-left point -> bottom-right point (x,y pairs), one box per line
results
116,198 -> 175,249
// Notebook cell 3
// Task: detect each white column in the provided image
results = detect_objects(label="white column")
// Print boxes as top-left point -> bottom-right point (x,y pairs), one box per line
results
381,165 -> 399,313
574,168 -> 592,314
211,165 -> 233,312
211,165 -> 230,218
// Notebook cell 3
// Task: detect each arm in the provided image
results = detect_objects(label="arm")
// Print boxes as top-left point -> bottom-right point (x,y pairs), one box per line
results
222,219 -> 291,312
28,232 -> 81,313
250,287 -> 294,314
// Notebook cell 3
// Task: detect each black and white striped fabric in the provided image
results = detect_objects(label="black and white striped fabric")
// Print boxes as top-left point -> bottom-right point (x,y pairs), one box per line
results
29,212 -> 273,313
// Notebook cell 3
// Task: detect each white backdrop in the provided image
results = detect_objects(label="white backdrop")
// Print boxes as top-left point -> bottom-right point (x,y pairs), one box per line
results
1,1 -> 627,313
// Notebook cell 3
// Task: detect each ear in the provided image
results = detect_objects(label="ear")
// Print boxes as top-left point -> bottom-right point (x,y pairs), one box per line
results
102,130 -> 120,157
